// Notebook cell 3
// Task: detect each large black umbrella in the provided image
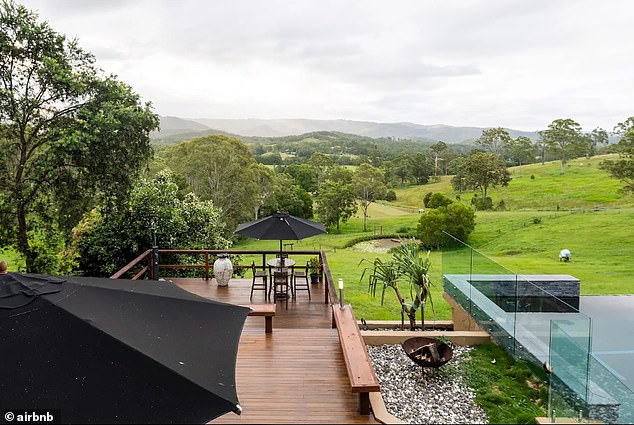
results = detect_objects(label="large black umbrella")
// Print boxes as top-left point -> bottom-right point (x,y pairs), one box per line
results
0,272 -> 249,424
234,212 -> 327,257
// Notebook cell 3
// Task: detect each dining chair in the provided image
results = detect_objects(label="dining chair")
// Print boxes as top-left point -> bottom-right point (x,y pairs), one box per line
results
250,261 -> 268,301
272,270 -> 290,310
291,262 -> 310,300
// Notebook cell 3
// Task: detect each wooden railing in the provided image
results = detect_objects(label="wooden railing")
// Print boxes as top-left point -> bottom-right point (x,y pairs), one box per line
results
111,249 -> 324,288
111,247 -> 377,414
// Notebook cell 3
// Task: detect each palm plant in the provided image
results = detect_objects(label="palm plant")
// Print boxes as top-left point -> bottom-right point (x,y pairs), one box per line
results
361,239 -> 433,330
392,240 -> 433,330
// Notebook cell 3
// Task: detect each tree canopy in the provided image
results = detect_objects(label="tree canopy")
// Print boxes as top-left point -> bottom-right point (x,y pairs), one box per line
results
539,118 -> 588,175
451,152 -> 511,199
0,1 -> 159,271
600,117 -> 634,193
417,203 -> 475,249
315,179 -> 356,233
352,163 -> 386,232
72,170 -> 229,276
476,127 -> 512,156
157,135 -> 259,231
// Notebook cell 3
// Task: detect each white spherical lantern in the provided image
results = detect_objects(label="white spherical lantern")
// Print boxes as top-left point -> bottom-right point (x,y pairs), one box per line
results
213,253 -> 233,287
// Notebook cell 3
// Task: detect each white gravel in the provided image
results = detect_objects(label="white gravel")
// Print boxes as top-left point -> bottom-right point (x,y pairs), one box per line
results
367,344 -> 488,424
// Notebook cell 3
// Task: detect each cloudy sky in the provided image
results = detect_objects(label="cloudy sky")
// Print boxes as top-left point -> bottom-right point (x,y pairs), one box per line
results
21,0 -> 634,131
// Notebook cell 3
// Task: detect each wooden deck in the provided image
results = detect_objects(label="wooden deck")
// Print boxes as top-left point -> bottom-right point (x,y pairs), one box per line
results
171,277 -> 379,424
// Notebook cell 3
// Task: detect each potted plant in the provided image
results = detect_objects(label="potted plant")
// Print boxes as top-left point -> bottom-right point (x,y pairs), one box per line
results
307,256 -> 322,284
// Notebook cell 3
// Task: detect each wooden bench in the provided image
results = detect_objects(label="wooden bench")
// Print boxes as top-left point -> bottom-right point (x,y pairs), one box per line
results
240,304 -> 276,334
332,304 -> 380,415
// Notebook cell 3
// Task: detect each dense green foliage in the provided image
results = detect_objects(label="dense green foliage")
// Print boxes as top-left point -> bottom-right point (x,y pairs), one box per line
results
157,135 -> 260,231
0,1 -> 158,271
73,170 -> 228,277
539,118 -> 588,175
417,203 -> 476,248
315,179 -> 356,232
452,152 -> 511,200
600,117 -> 634,193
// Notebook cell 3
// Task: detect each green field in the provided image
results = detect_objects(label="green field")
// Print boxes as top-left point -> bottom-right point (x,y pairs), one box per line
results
4,154 -> 632,323
237,154 -> 634,321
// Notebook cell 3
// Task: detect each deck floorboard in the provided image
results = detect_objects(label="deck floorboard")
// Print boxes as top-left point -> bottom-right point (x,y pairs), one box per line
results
171,277 -> 378,424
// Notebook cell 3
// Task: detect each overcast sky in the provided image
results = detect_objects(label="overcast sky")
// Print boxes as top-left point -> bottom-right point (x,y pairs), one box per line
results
20,0 -> 634,131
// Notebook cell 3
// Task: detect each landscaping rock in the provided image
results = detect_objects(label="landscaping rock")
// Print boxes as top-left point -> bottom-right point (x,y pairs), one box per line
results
367,344 -> 488,424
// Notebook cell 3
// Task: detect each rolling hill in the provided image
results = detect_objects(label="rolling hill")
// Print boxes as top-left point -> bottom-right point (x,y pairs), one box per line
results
151,116 -> 539,145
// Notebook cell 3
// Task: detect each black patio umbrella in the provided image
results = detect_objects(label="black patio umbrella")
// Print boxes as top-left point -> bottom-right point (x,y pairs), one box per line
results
0,272 -> 249,424
234,212 -> 327,257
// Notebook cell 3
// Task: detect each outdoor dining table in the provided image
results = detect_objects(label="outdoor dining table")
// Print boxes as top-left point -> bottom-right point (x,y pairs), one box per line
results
266,258 -> 296,268
267,258 -> 295,300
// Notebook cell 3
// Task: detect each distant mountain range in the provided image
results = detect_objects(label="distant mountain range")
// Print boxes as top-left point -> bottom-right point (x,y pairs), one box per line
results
150,116 -> 540,145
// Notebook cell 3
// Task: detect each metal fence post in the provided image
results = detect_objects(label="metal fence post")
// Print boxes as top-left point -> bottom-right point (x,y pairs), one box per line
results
152,246 -> 159,281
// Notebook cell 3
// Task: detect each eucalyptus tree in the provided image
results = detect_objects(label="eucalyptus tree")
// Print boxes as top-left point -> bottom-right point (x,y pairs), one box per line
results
457,152 -> 511,199
588,127 -> 609,157
600,117 -> 634,193
0,1 -> 158,271
158,135 -> 259,232
352,163 -> 386,232
429,141 -> 447,176
476,127 -> 512,156
409,152 -> 433,184
315,179 -> 356,233
539,119 -> 589,174
505,136 -> 537,176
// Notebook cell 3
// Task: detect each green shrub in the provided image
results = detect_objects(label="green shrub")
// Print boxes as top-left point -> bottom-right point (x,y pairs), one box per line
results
384,190 -> 397,201
472,195 -> 493,210
423,192 -> 433,208
417,203 -> 475,248
427,192 -> 454,209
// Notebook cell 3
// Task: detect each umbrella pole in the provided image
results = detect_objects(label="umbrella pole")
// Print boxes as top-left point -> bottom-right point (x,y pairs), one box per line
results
279,240 -> 283,261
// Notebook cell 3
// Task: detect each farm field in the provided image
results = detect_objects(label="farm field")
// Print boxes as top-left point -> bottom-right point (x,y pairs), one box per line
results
236,154 -> 634,322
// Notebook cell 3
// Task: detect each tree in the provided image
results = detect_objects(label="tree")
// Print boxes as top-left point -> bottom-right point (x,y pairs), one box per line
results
539,118 -> 588,174
315,180 -> 356,232
426,193 -> 453,209
588,127 -> 609,157
252,164 -> 275,219
259,173 -> 313,219
409,152 -> 433,185
456,152 -> 511,198
73,170 -> 229,276
390,154 -> 413,186
309,152 -> 334,189
600,117 -> 634,193
476,127 -> 511,156
352,163 -> 386,232
0,2 -> 159,271
429,141 -> 447,176
505,136 -> 537,176
279,163 -> 317,193
417,203 -> 475,249
158,135 -> 259,232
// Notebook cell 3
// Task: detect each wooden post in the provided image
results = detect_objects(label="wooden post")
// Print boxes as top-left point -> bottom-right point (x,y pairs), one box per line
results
359,393 -> 371,415
205,252 -> 209,280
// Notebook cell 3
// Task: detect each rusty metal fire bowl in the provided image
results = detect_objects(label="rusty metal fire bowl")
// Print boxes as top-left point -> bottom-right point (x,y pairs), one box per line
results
402,337 -> 453,368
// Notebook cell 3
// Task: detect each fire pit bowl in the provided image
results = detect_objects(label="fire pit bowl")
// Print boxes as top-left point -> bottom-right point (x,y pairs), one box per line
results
402,337 -> 453,368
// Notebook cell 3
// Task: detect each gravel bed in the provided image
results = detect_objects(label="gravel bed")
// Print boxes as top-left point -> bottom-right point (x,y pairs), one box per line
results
367,344 -> 488,424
